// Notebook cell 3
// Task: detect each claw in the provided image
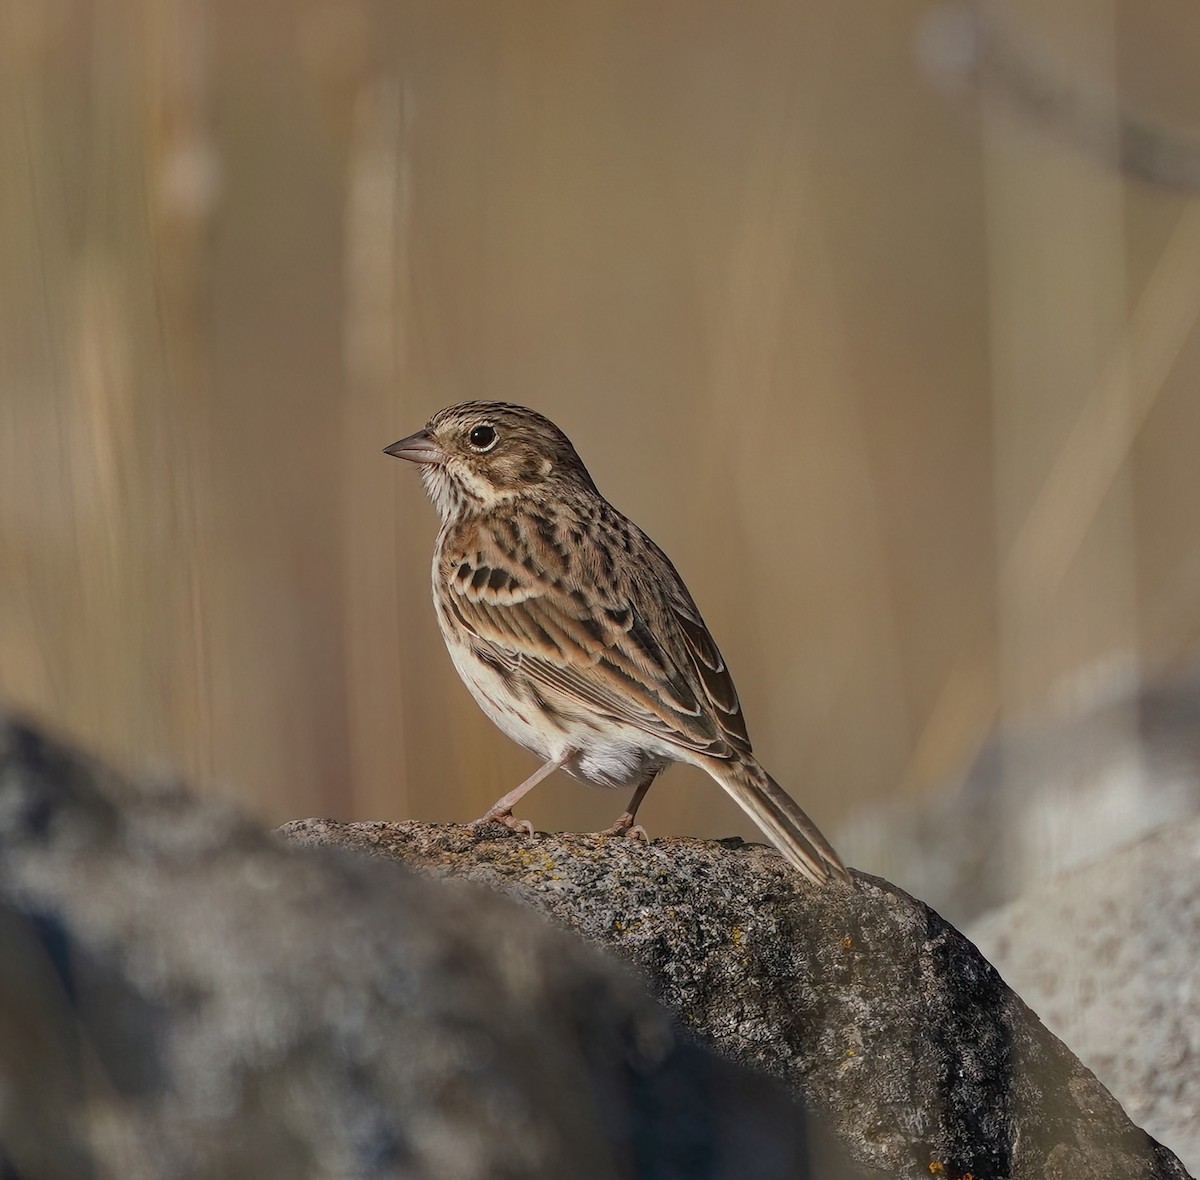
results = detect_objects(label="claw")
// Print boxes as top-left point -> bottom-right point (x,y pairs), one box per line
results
471,810 -> 534,836
598,815 -> 649,842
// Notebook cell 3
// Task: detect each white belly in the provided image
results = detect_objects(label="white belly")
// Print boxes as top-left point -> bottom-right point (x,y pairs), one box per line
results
443,634 -> 676,790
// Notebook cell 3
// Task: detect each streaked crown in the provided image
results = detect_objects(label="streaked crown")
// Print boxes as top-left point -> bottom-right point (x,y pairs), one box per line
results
388,402 -> 598,520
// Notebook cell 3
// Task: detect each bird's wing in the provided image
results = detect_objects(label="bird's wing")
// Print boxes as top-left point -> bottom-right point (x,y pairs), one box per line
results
647,539 -> 752,751
439,511 -> 752,759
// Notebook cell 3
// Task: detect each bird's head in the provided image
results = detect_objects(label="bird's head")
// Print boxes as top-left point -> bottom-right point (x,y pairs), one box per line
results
384,402 -> 597,520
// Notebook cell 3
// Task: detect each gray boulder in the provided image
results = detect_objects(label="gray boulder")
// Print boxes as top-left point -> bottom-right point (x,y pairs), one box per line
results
0,715 -> 844,1180
283,817 -> 1193,1180
0,711 -> 1189,1179
969,816 -> 1200,1177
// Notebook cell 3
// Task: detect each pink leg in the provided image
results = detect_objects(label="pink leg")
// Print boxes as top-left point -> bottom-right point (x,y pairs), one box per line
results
471,751 -> 572,836
599,776 -> 655,841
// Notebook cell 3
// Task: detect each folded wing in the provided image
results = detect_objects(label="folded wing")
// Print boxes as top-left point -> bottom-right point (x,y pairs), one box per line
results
441,514 -> 753,760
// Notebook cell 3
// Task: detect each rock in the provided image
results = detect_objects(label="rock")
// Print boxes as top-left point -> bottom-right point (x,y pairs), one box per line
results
0,715 -> 848,1180
282,816 -> 1194,1180
1,710 -> 1189,1180
969,816 -> 1200,1177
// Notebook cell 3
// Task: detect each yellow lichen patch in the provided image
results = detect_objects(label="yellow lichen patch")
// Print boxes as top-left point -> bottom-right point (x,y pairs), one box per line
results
730,924 -> 746,948
505,843 -> 560,876
926,1163 -> 972,1180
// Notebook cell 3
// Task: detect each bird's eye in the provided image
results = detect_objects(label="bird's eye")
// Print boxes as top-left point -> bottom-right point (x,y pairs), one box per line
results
468,424 -> 498,451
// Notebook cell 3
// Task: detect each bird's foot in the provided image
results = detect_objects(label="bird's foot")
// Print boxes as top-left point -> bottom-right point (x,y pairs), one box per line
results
470,810 -> 534,837
598,814 -> 649,842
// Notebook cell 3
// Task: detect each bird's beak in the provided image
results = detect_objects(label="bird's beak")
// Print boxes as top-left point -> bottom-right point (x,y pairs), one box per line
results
383,429 -> 446,465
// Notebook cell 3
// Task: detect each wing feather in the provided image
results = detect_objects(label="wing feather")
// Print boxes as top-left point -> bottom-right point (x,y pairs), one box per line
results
439,508 -> 753,758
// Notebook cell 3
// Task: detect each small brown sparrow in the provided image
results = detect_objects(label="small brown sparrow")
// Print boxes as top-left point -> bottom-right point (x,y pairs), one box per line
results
385,402 -> 850,886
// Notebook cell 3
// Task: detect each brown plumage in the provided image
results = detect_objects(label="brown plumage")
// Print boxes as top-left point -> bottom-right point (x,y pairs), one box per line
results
385,401 -> 850,886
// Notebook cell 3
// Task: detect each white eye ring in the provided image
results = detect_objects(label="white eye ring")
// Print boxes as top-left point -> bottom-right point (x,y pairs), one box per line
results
467,424 -> 498,452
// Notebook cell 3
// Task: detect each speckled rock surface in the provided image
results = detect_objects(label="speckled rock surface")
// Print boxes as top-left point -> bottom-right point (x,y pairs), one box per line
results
0,715 -> 845,1180
969,817 -> 1200,1176
282,817 -> 1194,1180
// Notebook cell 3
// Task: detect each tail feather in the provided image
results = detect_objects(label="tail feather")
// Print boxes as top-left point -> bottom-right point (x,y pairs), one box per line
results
708,759 -> 851,886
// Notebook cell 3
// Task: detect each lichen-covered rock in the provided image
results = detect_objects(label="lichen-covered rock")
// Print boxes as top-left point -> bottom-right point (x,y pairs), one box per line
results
0,716 -> 843,1180
282,817 -> 1194,1180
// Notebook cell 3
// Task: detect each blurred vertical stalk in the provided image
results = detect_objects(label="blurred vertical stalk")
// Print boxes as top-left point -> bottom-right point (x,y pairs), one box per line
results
143,0 -> 218,784
341,73 -> 412,816
0,1 -> 75,713
1,0 -> 216,781
982,2 -> 1140,881
686,11 -> 910,816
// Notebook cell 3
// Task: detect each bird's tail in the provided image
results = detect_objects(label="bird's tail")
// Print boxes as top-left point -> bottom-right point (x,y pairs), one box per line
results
707,758 -> 851,886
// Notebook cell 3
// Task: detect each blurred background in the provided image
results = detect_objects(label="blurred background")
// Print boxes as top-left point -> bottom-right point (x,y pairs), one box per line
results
4,0 -> 1200,907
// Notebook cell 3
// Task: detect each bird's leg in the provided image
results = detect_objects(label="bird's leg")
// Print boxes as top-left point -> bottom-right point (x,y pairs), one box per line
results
599,776 -> 655,841
470,751 -> 573,836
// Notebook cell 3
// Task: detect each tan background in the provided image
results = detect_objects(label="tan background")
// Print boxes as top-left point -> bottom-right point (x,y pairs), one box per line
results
3,0 -> 1200,849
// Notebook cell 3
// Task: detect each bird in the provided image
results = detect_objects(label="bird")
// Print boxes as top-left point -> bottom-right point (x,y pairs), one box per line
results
384,402 -> 850,886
